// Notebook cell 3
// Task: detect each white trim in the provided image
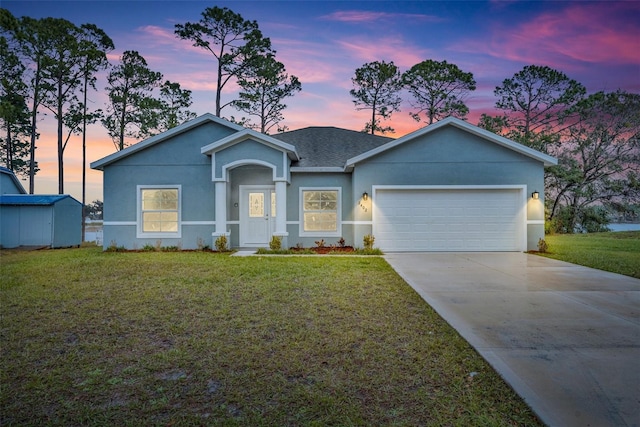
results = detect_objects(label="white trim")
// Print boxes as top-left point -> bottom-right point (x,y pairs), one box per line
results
201,128 -> 298,160
136,185 -> 182,239
372,185 -> 527,252
527,220 -> 545,225
290,167 -> 345,173
103,221 -> 136,226
182,221 -> 215,226
227,220 -> 240,225
373,184 -> 526,191
346,117 -> 558,168
342,221 -> 373,225
219,159 -> 280,182
299,187 -> 342,238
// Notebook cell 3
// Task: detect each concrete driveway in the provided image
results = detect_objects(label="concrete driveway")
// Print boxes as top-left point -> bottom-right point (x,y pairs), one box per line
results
384,252 -> 640,427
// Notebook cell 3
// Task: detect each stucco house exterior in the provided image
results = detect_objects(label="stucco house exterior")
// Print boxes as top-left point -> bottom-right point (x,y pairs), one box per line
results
0,167 -> 82,249
91,114 -> 557,252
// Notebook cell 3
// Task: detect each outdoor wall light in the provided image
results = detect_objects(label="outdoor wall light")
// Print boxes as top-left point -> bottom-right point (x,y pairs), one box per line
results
532,191 -> 539,200
362,192 -> 369,201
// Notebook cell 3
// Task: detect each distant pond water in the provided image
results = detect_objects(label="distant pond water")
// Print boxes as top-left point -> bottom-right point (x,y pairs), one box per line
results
608,223 -> 640,232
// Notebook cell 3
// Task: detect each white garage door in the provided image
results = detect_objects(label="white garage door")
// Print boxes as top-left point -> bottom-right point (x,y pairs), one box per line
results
374,188 -> 524,252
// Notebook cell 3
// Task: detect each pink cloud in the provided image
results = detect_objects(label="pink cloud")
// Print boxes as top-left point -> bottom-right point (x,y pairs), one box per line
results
455,2 -> 640,68
320,10 -> 444,24
334,36 -> 428,68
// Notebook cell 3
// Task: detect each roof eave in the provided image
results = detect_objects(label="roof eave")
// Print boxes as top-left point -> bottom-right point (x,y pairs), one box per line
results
91,113 -> 245,170
345,117 -> 558,167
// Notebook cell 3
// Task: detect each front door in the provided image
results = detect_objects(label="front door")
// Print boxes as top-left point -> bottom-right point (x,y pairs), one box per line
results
240,186 -> 276,246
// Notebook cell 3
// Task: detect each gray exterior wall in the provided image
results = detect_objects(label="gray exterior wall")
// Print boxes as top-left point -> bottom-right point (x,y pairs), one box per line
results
351,126 -> 546,250
0,170 -> 26,194
102,121 -> 234,249
286,172 -> 353,248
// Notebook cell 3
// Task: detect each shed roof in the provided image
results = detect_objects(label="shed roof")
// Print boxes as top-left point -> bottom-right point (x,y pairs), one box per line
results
0,194 -> 79,206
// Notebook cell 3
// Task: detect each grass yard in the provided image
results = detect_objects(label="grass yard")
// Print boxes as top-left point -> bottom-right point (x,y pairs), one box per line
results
539,231 -> 640,279
1,247 -> 541,426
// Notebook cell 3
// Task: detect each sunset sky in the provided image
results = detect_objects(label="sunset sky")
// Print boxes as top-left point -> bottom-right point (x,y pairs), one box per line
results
4,0 -> 640,203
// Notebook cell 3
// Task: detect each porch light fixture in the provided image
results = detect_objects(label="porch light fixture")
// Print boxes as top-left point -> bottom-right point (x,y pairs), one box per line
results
532,191 -> 539,200
362,192 -> 369,201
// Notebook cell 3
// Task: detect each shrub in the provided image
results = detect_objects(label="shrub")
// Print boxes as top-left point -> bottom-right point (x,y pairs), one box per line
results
363,234 -> 375,250
196,237 -> 210,251
314,239 -> 325,248
269,235 -> 282,251
537,238 -> 548,253
215,234 -> 228,252
337,237 -> 346,248
141,244 -> 156,252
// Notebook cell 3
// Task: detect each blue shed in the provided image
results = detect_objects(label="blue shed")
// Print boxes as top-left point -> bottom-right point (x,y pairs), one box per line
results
0,194 -> 82,249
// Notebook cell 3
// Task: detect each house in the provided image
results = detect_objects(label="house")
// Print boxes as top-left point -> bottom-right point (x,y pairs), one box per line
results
1,166 -> 27,195
0,167 -> 82,249
90,114 -> 557,252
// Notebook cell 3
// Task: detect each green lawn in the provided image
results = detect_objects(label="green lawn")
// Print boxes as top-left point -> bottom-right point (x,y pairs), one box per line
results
539,231 -> 640,279
0,247 -> 541,426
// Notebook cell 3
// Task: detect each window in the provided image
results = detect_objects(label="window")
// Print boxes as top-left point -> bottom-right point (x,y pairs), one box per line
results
300,188 -> 340,236
137,186 -> 181,238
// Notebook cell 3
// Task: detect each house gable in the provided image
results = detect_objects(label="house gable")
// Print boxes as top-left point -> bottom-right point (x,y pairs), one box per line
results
346,117 -> 557,169
91,113 -> 243,170
201,129 -> 298,182
0,167 -> 27,194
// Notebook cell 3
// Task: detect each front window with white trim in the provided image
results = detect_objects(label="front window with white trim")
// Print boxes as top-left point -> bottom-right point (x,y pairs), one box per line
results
300,188 -> 341,236
137,186 -> 181,238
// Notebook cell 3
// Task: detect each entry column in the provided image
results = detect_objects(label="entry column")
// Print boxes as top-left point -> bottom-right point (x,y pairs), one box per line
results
274,180 -> 288,246
213,180 -> 229,249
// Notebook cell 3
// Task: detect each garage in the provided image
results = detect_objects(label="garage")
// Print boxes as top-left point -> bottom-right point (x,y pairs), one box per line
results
373,187 -> 525,252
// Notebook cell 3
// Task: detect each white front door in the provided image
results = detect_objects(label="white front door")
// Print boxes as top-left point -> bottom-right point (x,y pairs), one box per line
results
240,186 -> 276,247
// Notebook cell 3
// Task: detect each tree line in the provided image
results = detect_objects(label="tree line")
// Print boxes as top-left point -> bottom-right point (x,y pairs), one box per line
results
1,6 -> 638,233
0,6 -> 301,195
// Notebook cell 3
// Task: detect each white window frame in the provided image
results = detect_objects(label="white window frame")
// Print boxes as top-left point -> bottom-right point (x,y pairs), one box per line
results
137,185 -> 182,238
299,187 -> 341,237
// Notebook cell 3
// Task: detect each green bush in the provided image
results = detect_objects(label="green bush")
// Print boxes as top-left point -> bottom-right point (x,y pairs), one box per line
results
215,234 -> 228,252
537,238 -> 548,253
269,235 -> 282,251
363,234 -> 375,250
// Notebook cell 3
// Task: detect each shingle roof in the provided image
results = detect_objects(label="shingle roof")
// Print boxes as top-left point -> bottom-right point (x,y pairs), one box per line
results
273,127 -> 393,168
0,194 -> 77,206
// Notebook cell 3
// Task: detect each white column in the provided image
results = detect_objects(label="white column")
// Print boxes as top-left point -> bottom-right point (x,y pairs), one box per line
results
274,180 -> 288,237
213,181 -> 228,247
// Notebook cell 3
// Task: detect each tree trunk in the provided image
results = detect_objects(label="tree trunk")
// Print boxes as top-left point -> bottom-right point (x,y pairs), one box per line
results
81,70 -> 88,241
28,82 -> 39,194
5,126 -> 13,170
57,82 -> 64,194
